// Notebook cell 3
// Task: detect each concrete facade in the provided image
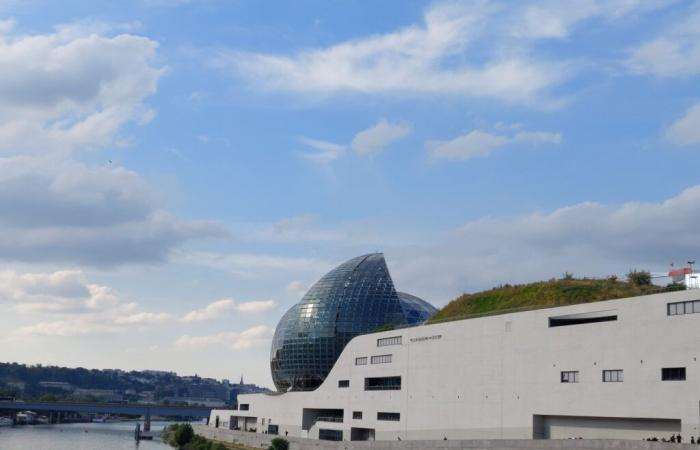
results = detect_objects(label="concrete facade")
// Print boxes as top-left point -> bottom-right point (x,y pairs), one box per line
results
209,289 -> 700,442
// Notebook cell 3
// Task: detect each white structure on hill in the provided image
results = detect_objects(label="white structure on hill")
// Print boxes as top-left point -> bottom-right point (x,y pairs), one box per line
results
210,288 -> 700,442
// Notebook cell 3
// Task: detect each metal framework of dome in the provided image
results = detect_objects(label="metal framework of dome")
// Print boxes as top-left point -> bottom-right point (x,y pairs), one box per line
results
270,253 -> 437,392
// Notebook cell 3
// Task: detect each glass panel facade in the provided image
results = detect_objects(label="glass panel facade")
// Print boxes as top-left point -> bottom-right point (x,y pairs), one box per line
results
270,253 -> 437,391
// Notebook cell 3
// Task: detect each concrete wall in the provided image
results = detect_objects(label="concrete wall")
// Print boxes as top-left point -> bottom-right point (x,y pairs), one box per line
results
195,425 -> 699,450
211,289 -> 700,441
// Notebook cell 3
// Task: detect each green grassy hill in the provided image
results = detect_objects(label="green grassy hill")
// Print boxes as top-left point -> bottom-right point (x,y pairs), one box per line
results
428,277 -> 681,324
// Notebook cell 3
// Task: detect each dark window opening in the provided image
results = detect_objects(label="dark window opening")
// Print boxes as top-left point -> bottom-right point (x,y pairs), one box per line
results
239,404 -> 249,411
364,376 -> 401,391
353,411 -> 362,420
561,371 -> 579,383
338,379 -> 349,388
549,311 -> 617,327
602,370 -> 623,382
319,429 -> 343,441
377,412 -> 400,421
662,367 -> 686,381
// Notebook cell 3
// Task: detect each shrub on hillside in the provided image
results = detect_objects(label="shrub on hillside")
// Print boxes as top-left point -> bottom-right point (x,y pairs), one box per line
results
627,270 -> 651,286
268,437 -> 290,450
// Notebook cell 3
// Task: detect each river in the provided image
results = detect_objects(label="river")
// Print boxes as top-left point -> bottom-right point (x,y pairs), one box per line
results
0,421 -> 175,450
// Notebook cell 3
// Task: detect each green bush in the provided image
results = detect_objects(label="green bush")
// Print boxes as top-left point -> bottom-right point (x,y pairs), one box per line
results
174,424 -> 194,447
268,437 -> 290,450
627,269 -> 651,286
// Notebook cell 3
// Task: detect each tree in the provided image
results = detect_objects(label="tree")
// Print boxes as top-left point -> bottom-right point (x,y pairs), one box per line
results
627,270 -> 651,286
268,438 -> 290,450
174,423 -> 194,447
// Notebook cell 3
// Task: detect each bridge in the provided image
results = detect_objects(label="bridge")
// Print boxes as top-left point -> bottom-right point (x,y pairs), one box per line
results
0,400 -> 214,419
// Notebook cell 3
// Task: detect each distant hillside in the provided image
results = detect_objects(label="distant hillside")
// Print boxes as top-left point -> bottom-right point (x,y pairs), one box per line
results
428,276 -> 681,323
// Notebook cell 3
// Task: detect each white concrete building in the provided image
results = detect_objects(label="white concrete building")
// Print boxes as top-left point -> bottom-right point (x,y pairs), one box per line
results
210,288 -> 700,442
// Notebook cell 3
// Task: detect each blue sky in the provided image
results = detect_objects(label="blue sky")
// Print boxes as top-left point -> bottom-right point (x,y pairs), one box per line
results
1,0 -> 700,387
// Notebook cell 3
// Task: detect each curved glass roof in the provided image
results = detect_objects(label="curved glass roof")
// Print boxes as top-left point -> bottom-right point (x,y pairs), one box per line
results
270,253 -> 436,392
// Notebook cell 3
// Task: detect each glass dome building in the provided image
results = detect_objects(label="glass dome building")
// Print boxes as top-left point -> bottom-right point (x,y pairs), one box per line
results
270,253 -> 437,392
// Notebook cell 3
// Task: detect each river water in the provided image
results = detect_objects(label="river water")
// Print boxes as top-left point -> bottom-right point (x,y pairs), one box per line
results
0,421 -> 174,450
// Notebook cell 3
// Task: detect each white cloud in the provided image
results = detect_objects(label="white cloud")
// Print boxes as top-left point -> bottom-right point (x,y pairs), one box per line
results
627,6 -> 700,77
667,101 -> 700,145
390,184 -> 700,301
217,2 -> 562,102
175,325 -> 274,350
427,128 -> 561,161
297,137 -> 345,164
0,156 -> 226,266
511,0 -> 676,39
351,119 -> 411,155
0,23 -> 221,267
114,312 -> 172,325
286,280 -> 308,297
428,130 -> 509,160
2,269 -> 171,336
215,1 -> 671,103
178,251 -> 330,275
0,22 -> 164,154
182,298 -> 275,322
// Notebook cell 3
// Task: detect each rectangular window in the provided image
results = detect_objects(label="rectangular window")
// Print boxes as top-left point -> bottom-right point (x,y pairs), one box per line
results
549,311 -> 617,327
561,371 -> 579,383
355,357 -> 367,366
239,404 -> 249,411
662,367 -> 686,381
364,376 -> 401,391
668,300 -> 700,316
338,379 -> 349,388
377,336 -> 402,347
319,429 -> 343,441
353,411 -> 362,420
371,354 -> 392,364
377,412 -> 400,421
602,370 -> 623,382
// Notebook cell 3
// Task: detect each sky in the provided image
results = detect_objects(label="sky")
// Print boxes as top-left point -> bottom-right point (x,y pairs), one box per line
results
1,0 -> 700,388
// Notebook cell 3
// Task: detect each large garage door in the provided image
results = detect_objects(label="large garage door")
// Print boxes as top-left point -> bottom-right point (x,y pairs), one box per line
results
533,415 -> 681,439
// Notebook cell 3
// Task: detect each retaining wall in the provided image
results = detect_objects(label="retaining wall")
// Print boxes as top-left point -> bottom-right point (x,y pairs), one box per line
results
194,425 -> 697,450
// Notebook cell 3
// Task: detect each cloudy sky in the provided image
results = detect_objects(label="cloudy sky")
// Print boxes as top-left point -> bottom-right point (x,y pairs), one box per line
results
1,0 -> 700,387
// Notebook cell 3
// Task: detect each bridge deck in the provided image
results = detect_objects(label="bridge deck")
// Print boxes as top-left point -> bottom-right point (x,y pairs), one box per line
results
0,401 -> 219,418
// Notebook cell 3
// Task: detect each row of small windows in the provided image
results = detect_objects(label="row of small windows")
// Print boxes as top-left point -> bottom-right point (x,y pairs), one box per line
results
560,368 -> 686,383
668,300 -> 700,316
377,336 -> 402,347
603,369 -> 623,382
355,354 -> 393,365
349,410 -> 400,421
371,354 -> 392,364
